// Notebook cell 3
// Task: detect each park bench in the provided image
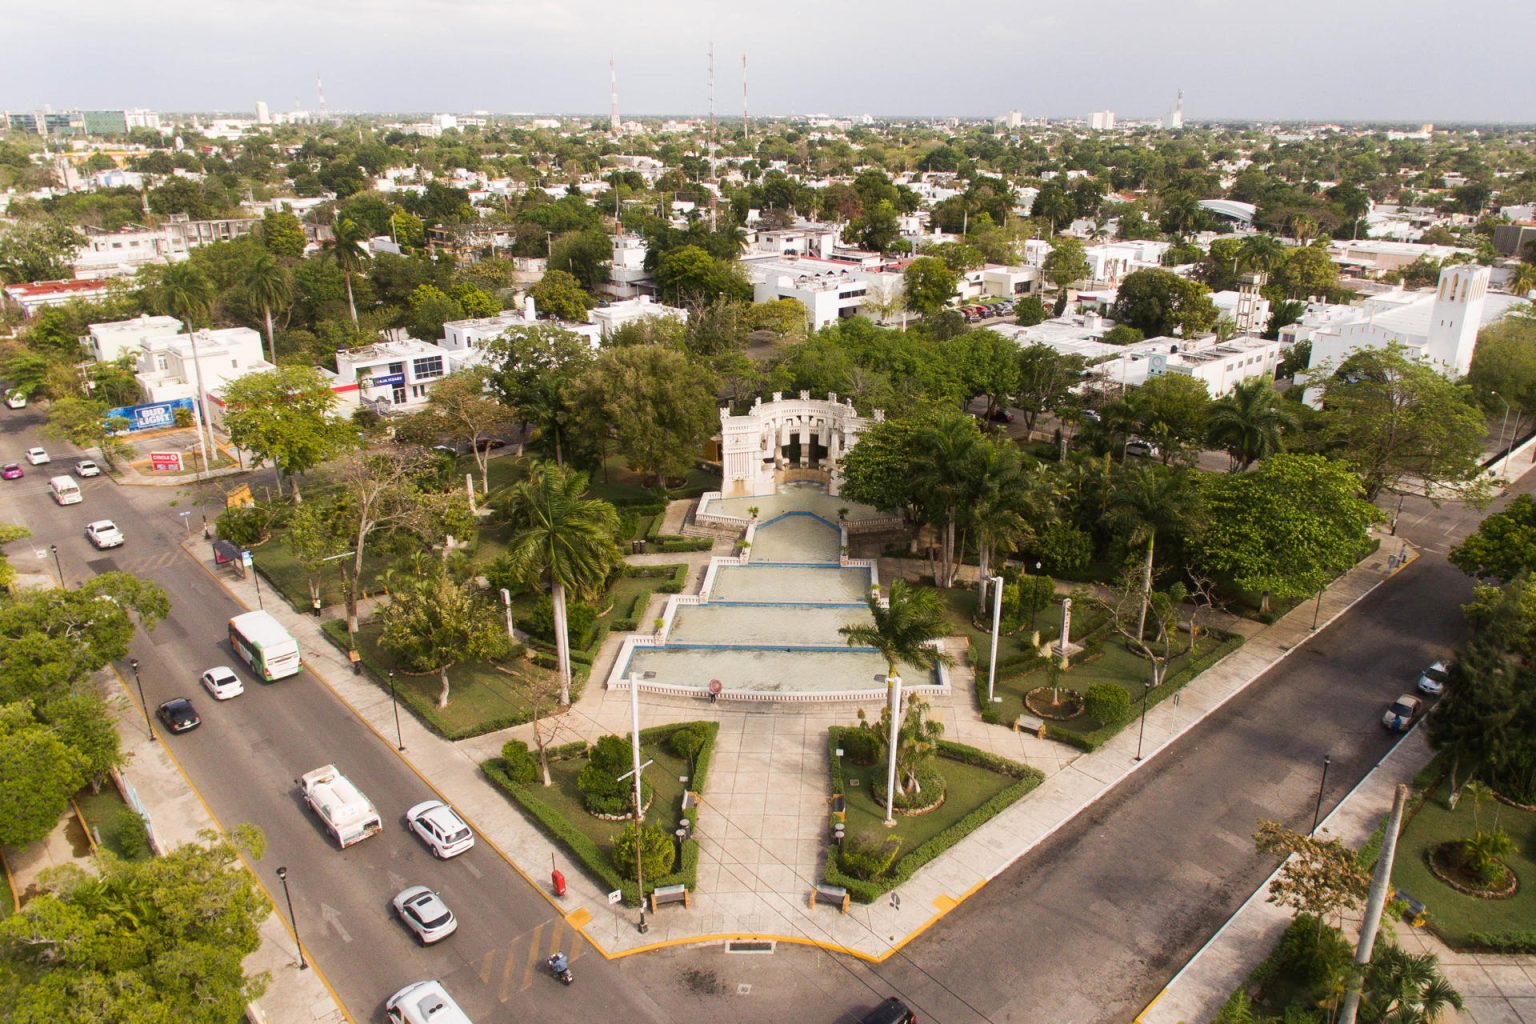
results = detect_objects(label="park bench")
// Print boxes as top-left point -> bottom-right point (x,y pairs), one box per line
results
1014,713 -> 1047,738
650,884 -> 690,913
810,883 -> 850,913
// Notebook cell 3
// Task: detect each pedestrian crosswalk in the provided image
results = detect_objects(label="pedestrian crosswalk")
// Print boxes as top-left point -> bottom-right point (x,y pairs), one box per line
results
475,915 -> 587,1002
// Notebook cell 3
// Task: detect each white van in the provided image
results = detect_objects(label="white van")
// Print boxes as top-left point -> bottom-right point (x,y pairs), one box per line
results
48,476 -> 82,505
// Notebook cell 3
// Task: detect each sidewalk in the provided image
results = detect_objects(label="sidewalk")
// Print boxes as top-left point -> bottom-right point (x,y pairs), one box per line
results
183,521 -> 1418,963
103,669 -> 349,1024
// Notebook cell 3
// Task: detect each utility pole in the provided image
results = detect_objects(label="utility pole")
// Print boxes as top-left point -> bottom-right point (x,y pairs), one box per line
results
1337,784 -> 1408,1024
188,330 -> 214,479
884,672 -> 902,825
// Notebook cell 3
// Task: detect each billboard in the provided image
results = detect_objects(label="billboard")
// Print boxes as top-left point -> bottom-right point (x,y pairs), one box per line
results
366,373 -> 405,388
149,451 -> 184,472
104,398 -> 196,433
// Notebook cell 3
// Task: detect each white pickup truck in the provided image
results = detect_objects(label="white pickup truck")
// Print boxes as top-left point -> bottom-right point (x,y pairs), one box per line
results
301,764 -> 383,848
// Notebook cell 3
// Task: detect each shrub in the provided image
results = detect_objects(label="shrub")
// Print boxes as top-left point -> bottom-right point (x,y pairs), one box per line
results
669,725 -> 706,769
1034,522 -> 1093,577
611,820 -> 676,881
1461,829 -> 1515,886
837,833 -> 904,881
215,504 -> 275,547
1014,296 -> 1047,326
576,735 -> 651,816
103,806 -> 152,860
500,740 -> 538,785
1084,683 -> 1132,726
840,723 -> 882,765
523,596 -> 598,648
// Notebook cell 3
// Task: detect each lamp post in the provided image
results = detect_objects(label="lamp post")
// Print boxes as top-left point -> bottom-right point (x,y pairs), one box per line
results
50,543 -> 64,589
387,670 -> 404,752
1311,755 -> 1332,834
1134,681 -> 1152,761
130,658 -> 153,742
1492,390 -> 1512,484
884,672 -> 902,825
500,588 -> 515,645
275,866 -> 307,970
1311,583 -> 1326,632
986,575 -> 1004,705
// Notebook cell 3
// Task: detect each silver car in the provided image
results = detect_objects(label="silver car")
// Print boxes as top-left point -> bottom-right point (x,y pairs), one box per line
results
391,886 -> 458,945
405,800 -> 475,859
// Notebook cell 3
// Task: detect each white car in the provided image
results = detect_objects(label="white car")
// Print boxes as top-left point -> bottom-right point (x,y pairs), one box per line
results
405,800 -> 475,859
391,885 -> 458,945
1382,693 -> 1423,733
385,980 -> 473,1024
1417,660 -> 1449,696
76,460 -> 101,478
25,447 -> 50,465
84,520 -> 125,549
200,666 -> 245,700
4,392 -> 25,409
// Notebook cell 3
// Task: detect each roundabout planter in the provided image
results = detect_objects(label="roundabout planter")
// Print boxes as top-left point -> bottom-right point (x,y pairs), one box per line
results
1426,842 -> 1520,899
1025,686 -> 1084,721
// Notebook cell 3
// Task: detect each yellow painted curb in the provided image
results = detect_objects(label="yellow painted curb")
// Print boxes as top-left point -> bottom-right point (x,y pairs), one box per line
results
107,665 -> 358,1024
564,907 -> 593,928
1133,986 -> 1167,1023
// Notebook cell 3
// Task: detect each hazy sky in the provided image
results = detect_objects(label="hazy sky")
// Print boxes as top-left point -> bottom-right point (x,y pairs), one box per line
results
3,0 -> 1530,122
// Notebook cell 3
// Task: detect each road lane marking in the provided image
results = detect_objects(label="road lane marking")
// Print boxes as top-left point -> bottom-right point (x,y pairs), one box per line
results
502,921 -> 535,1002
477,949 -> 496,985
320,903 -> 352,943
516,921 -> 547,994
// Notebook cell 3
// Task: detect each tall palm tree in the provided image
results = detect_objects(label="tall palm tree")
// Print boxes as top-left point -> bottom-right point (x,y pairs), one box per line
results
243,252 -> 293,366
1207,375 -> 1298,471
1509,262 -> 1536,299
968,441 -> 1050,604
1288,213 -> 1319,245
1237,234 -> 1286,277
150,262 -> 218,472
326,216 -> 369,324
1109,464 -> 1200,639
502,463 -> 621,705
913,414 -> 985,588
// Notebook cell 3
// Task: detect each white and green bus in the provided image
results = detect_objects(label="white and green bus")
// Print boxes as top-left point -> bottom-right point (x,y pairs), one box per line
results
228,610 -> 301,680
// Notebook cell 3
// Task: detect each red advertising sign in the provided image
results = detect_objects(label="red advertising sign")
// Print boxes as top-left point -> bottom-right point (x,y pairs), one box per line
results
149,451 -> 184,472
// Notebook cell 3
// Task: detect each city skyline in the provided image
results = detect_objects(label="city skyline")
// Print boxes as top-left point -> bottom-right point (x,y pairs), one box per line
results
2,0 -> 1531,123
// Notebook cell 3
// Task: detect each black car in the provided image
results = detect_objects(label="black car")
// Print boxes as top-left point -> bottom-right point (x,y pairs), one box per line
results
858,998 -> 917,1024
466,437 -> 509,453
156,698 -> 201,733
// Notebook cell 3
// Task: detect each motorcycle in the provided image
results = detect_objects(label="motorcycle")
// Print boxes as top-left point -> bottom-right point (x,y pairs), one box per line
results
548,952 -> 573,985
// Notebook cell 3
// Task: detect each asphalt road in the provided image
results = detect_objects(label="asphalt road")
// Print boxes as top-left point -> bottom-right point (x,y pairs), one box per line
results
1,403 -> 1512,1024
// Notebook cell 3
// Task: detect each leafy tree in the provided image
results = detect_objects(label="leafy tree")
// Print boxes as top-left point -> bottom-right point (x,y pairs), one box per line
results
379,566 -> 511,707
283,497 -> 351,613
1111,268 -> 1220,337
0,525 -> 30,591
0,702 -> 85,846
902,255 -> 959,317
749,297 -> 808,342
1042,238 -> 1090,294
953,329 -> 1020,420
1313,343 -> 1487,501
548,227 -> 613,291
1015,344 -> 1086,435
1102,324 -> 1144,346
221,366 -> 357,502
0,827 -> 271,1023
258,208 -> 306,260
1465,313 -> 1536,431
568,345 -> 719,484
485,325 -> 595,465
1119,373 -> 1213,464
39,694 -> 123,794
1254,820 -> 1370,932
44,397 -> 130,468
529,268 -> 593,323
612,820 -> 675,882
0,221 -> 84,283
654,245 -> 750,305
499,463 -> 620,704
411,367 -> 517,494
1206,375 -> 1298,470
450,282 -> 499,319
1084,683 -> 1131,726
1195,454 -> 1381,606
404,283 -> 461,342
1014,295 -> 1048,326
1272,244 -> 1340,299
1449,494 -> 1536,581
683,297 -> 751,358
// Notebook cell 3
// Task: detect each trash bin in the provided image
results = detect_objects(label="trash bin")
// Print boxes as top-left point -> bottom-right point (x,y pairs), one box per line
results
551,869 -> 567,897
632,539 -> 646,554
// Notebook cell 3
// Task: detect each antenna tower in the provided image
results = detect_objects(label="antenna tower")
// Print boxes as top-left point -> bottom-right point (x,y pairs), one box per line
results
609,54 -> 620,135
742,52 -> 748,140
707,41 -> 717,228
317,76 -> 326,119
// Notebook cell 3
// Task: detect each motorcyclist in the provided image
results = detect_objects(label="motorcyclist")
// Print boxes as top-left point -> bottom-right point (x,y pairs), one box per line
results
549,951 -> 570,976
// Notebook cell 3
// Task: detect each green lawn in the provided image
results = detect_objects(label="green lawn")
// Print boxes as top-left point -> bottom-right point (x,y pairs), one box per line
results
251,533 -> 391,611
837,754 -> 1018,851
328,620 -> 564,740
74,787 -> 153,862
1393,779 -> 1536,949
585,455 -> 719,503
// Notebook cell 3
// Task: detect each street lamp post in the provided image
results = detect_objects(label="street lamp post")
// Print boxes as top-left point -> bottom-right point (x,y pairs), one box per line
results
1492,391 -> 1512,484
130,658 -> 153,742
50,544 -> 64,589
986,575 -> 1004,705
500,588 -> 515,646
387,670 -> 405,751
1311,583 -> 1326,631
1311,755 -> 1332,834
275,866 -> 307,970
1134,681 -> 1152,761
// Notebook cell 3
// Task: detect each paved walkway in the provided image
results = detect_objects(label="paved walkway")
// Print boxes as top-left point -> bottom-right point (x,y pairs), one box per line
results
187,519 -> 1416,963
101,669 -> 348,1024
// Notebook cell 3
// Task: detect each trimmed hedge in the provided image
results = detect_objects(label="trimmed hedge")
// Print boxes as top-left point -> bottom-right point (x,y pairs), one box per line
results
1465,930 -> 1536,953
821,728 -> 1042,903
482,721 -> 718,906
319,619 -> 541,740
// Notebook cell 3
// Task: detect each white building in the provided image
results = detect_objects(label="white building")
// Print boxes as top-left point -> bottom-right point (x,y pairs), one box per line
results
135,327 -> 273,410
1081,240 -> 1172,286
1152,336 -> 1286,396
1088,110 -> 1116,131
83,314 -> 185,363
743,255 -> 903,329
1328,239 -> 1474,277
1298,264 -> 1503,406
719,392 -> 879,498
589,296 -> 687,338
438,298 -> 603,359
327,337 -> 454,415
748,221 -> 841,259
255,101 -> 270,125
605,233 -> 653,299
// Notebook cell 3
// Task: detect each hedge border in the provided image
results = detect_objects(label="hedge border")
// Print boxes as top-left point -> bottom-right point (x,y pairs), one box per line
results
822,727 -> 1043,903
319,619 -> 550,740
482,721 -> 718,906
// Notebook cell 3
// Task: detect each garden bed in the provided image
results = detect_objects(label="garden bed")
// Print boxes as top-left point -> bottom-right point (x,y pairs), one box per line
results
482,722 -> 717,906
74,786 -> 153,862
822,728 -> 1042,902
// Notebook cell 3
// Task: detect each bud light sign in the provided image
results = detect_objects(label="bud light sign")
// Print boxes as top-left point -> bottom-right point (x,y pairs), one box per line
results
104,398 -> 196,433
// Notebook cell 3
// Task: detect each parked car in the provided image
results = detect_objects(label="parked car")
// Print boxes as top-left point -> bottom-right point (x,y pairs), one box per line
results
465,437 -> 508,453
200,666 -> 246,701
1381,694 -> 1422,732
392,885 -> 459,945
405,800 -> 475,859
1417,661 -> 1449,696
156,698 -> 201,733
84,520 -> 125,549
1124,438 -> 1161,458
4,392 -> 26,409
25,447 -> 50,465
1,463 -> 21,480
385,980 -> 473,1024
75,460 -> 101,477
987,407 -> 1015,423
858,998 -> 918,1024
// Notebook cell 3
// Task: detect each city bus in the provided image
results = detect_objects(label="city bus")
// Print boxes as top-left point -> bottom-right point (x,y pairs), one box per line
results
228,610 -> 302,680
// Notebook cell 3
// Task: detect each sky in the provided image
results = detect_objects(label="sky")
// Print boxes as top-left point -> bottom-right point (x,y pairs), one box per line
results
3,0 -> 1531,123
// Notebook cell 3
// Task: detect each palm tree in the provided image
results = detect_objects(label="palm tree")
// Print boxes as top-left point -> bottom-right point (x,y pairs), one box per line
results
968,441 -> 1050,605
1109,464 -> 1200,639
1238,234 -> 1286,277
1207,375 -> 1298,471
913,414 -> 985,588
149,262 -> 217,473
501,463 -> 621,705
326,216 -> 369,324
1362,946 -> 1463,1024
243,252 -> 293,366
1288,213 -> 1319,245
1509,262 -> 1536,299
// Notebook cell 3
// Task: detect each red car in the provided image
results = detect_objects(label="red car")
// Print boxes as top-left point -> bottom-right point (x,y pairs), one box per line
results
1,463 -> 22,480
